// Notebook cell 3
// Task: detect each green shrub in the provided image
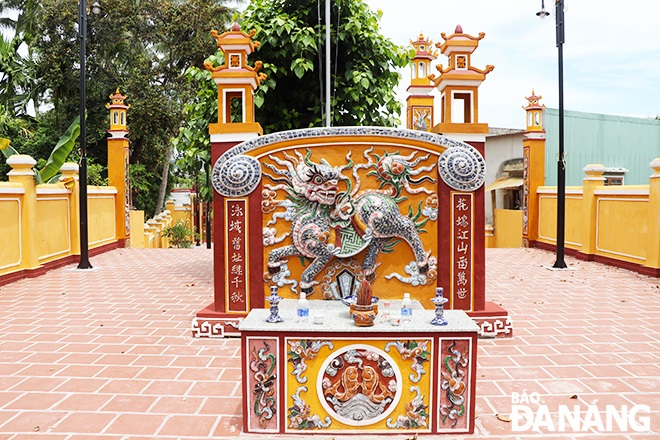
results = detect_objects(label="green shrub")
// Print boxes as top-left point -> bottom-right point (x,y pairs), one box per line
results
162,219 -> 193,248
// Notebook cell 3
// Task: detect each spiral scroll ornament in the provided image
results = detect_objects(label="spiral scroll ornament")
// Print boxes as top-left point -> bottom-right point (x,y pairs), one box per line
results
212,154 -> 262,197
438,145 -> 485,191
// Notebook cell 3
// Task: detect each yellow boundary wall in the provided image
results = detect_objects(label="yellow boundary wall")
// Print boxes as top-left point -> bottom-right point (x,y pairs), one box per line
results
532,160 -> 660,275
0,156 -> 190,280
0,156 -> 120,278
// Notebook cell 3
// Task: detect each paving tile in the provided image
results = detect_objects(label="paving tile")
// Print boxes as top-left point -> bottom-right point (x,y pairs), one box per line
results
9,434 -> 70,440
198,396 -> 242,416
52,393 -> 113,411
141,380 -> 194,396
156,414 -> 217,437
0,247 -> 657,438
212,415 -> 243,437
0,410 -> 67,434
50,412 -> 116,434
101,394 -> 158,412
97,379 -> 149,394
188,381 -> 240,398
4,393 -> 67,411
8,377 -> 67,393
135,366 -> 182,380
149,396 -> 204,414
103,413 -> 166,435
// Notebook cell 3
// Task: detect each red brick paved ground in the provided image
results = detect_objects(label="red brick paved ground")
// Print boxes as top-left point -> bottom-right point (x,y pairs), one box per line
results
0,247 -> 657,439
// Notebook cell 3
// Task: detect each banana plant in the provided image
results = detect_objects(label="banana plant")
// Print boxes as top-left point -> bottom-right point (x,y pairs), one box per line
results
0,116 -> 80,183
0,137 -> 18,157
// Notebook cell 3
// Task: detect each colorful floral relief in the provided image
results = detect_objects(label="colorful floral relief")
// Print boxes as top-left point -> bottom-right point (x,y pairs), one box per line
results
287,339 -> 334,384
288,386 -> 332,430
249,340 -> 277,429
439,340 -> 470,428
386,386 -> 429,429
384,340 -> 431,383
382,340 -> 432,430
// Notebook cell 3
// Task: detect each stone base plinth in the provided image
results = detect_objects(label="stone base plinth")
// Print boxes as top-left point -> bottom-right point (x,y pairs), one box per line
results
192,304 -> 245,338
239,300 -> 479,435
468,301 -> 513,339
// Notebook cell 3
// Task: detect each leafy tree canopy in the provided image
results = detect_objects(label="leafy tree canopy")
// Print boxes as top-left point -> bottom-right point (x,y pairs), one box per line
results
23,0 -> 235,217
241,0 -> 410,133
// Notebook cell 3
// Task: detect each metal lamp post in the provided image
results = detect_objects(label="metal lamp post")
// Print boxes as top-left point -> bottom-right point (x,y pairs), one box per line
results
77,0 -> 101,269
537,0 -> 567,268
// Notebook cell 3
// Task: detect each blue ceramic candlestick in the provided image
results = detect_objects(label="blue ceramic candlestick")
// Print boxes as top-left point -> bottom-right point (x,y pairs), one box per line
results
266,285 -> 283,323
430,287 -> 449,326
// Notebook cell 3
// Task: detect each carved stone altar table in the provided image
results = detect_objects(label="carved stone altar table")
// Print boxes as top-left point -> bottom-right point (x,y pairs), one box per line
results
239,299 -> 478,435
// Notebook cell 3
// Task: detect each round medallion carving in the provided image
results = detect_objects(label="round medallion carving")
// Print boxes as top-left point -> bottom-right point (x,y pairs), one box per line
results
438,145 -> 485,191
317,344 -> 402,426
212,154 -> 262,196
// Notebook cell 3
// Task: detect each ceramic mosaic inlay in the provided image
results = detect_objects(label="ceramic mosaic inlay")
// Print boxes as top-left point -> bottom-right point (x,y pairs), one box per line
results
263,147 -> 433,296
522,147 -> 530,236
212,154 -> 262,196
287,339 -> 334,384
320,259 -> 365,300
437,143 -> 485,191
384,340 -> 431,383
288,386 -> 332,430
386,386 -> 429,429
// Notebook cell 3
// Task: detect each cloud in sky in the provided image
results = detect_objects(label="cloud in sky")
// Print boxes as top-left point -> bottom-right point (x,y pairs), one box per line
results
365,0 -> 660,128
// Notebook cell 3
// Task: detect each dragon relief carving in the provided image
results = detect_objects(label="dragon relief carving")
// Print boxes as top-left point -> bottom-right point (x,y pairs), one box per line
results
263,148 -> 436,296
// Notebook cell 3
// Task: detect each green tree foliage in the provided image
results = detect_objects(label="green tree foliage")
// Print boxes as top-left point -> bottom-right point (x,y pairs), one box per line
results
27,0 -> 235,217
0,0 -> 41,44
240,0 -> 410,133
0,34 -> 41,116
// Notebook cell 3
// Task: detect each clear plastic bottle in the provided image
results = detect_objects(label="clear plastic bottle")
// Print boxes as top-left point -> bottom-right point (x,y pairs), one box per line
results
381,300 -> 392,322
296,291 -> 309,322
401,293 -> 413,322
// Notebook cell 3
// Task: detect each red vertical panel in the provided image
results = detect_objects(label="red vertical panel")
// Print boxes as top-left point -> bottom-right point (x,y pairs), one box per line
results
451,193 -> 474,311
226,199 -> 249,313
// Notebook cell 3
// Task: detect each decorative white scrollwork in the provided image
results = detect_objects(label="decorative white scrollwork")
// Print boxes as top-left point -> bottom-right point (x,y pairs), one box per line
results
212,154 -> 262,196
438,145 -> 485,191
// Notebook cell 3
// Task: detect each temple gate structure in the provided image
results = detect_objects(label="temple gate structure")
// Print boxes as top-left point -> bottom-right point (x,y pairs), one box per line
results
192,25 -> 512,339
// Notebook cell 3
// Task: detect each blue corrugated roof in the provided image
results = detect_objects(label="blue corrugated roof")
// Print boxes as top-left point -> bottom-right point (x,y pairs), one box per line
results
544,109 -> 660,185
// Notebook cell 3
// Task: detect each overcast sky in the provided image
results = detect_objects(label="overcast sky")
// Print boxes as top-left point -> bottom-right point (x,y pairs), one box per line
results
365,0 -> 660,129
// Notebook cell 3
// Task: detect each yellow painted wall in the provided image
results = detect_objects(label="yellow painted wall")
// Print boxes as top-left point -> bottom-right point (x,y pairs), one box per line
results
595,197 -> 648,263
533,176 -> 658,272
129,210 -> 145,248
537,191 -> 583,249
88,189 -> 117,247
36,193 -> 71,263
171,206 -> 192,226
494,209 -> 522,248
1,153 -> 186,280
0,194 -> 22,272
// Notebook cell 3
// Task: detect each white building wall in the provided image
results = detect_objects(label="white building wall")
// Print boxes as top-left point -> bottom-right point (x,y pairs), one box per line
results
484,132 -> 524,224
